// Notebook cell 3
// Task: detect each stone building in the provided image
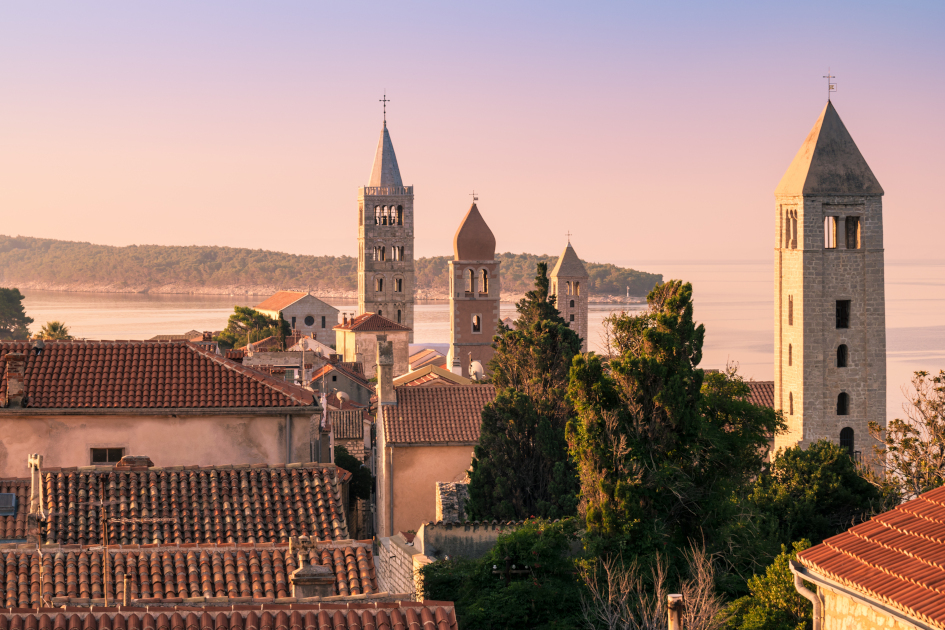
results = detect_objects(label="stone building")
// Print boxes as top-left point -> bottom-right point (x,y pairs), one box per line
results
334,313 -> 411,379
447,203 -> 501,378
254,291 -> 339,341
773,101 -> 886,457
358,119 -> 415,341
550,241 -> 589,352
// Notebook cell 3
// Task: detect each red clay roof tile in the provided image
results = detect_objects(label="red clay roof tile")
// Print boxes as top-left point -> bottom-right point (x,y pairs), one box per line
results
253,292 -> 308,313
333,314 -> 410,333
381,385 -> 495,445
746,381 -> 774,408
0,480 -> 28,540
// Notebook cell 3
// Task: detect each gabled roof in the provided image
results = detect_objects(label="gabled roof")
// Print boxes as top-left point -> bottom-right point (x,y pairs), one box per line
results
39,462 -> 348,544
775,101 -> 883,196
0,341 -> 315,410
797,486 -> 945,629
331,408 -> 366,440
550,242 -> 588,278
334,313 -> 411,333
453,203 -> 496,261
312,362 -> 369,386
409,348 -> 446,371
254,291 -> 309,312
368,125 -> 404,187
394,365 -> 472,388
745,381 -> 774,408
382,385 -> 496,445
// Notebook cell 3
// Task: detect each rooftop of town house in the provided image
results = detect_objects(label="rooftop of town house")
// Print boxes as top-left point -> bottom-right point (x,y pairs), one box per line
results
333,313 -> 411,333
393,365 -> 472,388
745,380 -> 774,408
253,291 -> 310,312
381,385 -> 496,445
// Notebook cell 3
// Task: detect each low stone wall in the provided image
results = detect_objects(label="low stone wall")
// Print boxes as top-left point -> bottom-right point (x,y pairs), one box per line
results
415,520 -> 525,561
435,482 -> 469,522
376,534 -> 432,600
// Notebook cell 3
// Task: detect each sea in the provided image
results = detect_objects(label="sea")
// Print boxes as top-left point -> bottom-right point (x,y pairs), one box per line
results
19,260 -> 945,422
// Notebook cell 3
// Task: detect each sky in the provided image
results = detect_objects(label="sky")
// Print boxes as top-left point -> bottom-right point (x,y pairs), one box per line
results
1,1 -> 943,268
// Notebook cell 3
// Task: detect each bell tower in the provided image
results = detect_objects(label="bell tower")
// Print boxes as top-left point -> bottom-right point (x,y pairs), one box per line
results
773,101 -> 886,459
358,118 -> 415,341
550,240 -> 589,352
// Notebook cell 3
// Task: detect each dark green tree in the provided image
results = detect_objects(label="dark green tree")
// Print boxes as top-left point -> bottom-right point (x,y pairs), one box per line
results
750,440 -> 883,546
467,263 -> 582,520
214,306 -> 289,350
334,445 -> 374,506
725,540 -> 813,630
0,288 -> 33,340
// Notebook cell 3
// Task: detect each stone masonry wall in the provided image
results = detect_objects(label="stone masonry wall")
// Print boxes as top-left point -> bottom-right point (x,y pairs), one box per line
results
448,260 -> 501,377
376,534 -> 426,600
820,587 -> 915,630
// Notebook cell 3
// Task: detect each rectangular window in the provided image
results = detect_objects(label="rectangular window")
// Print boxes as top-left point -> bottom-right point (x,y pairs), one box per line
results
845,216 -> 860,249
824,216 -> 838,249
321,316 -> 326,329
836,300 -> 851,329
472,315 -> 482,333
291,316 -> 296,329
570,314 -> 575,322
91,448 -> 124,465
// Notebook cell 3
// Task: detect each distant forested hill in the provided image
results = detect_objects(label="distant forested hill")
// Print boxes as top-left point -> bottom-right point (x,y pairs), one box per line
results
0,235 -> 661,297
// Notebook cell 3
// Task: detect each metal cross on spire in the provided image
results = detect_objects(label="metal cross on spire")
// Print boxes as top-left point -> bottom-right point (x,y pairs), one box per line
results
470,190 -> 478,203
380,92 -> 390,125
566,231 -> 573,243
823,69 -> 837,101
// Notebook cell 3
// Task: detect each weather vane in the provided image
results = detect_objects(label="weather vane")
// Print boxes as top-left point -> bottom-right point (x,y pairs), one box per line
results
470,190 -> 478,203
823,69 -> 837,101
380,92 -> 390,125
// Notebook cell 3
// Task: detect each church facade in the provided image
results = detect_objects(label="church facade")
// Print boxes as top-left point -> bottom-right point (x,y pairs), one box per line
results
773,101 -> 886,459
358,121 -> 415,341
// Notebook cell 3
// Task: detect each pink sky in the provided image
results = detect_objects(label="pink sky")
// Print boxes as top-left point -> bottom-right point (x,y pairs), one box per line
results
0,2 -> 943,268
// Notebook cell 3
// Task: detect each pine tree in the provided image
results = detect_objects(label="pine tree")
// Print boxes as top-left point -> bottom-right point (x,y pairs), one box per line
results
0,288 -> 33,340
466,263 -> 582,520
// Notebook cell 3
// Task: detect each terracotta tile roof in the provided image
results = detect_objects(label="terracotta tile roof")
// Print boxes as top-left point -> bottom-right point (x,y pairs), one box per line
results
0,603 -> 458,630
408,349 -> 445,371
382,385 -> 496,445
40,463 -> 348,545
333,314 -> 411,333
393,366 -> 472,388
798,486 -> 945,629
148,331 -> 203,342
330,410 -> 365,441
0,480 -> 28,540
746,381 -> 774,408
0,341 -> 314,410
254,292 -> 308,313
0,542 -> 376,605
311,364 -> 367,387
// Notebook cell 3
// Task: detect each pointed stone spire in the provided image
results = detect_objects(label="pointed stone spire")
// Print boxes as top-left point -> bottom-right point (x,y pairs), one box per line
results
369,125 -> 403,187
551,242 -> 588,278
775,101 -> 883,196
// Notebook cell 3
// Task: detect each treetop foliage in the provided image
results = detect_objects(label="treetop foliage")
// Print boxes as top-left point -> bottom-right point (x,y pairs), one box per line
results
214,306 -> 289,350
0,287 -> 33,340
725,541 -> 813,630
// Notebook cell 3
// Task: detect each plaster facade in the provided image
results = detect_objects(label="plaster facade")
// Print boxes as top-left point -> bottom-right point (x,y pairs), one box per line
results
256,295 -> 339,342
0,412 -> 315,478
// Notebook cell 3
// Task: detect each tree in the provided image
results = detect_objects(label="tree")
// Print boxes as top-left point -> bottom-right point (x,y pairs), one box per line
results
864,370 -> 945,502
566,281 -> 782,566
214,306 -> 289,350
750,440 -> 883,547
334,445 -> 374,507
38,321 -> 73,340
0,288 -> 33,340
725,541 -> 813,630
467,263 -> 582,520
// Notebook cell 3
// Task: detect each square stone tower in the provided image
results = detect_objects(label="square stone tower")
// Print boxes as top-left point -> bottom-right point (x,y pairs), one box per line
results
448,202 -> 501,378
550,241 -> 589,352
773,101 -> 886,459
358,121 -> 415,341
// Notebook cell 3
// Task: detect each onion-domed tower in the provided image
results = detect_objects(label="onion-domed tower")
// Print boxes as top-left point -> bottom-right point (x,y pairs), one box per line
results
448,202 -> 501,378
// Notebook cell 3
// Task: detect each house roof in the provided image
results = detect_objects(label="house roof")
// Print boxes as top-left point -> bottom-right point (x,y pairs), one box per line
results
330,409 -> 366,441
311,363 -> 369,387
775,101 -> 883,196
0,541 -> 376,604
550,242 -> 588,279
798,485 -> 945,629
0,480 -> 28,540
382,385 -> 496,445
453,203 -> 496,262
393,365 -> 472,388
368,124 -> 404,188
0,341 -> 314,410
39,462 -> 348,545
409,349 -> 446,371
745,381 -> 774,408
254,291 -> 308,313
333,313 -> 411,333
0,603 -> 458,630
148,331 -> 203,342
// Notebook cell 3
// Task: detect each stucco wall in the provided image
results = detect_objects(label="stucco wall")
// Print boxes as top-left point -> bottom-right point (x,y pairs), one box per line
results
820,587 -> 916,630
259,295 -> 339,341
391,445 -> 474,535
0,412 -> 315,477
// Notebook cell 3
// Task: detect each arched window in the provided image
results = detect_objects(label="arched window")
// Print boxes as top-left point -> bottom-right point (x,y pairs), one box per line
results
480,269 -> 489,295
575,281 -> 580,296
788,295 -> 794,326
789,392 -> 793,415
466,269 -> 476,294
380,247 -> 386,262
378,309 -> 382,317
570,299 -> 575,308
397,205 -> 403,225
472,315 -> 481,333
837,344 -> 848,368
395,278 -> 403,293
837,392 -> 849,415
397,310 -> 402,324
375,277 -> 384,292
792,211 -> 798,248
788,344 -> 792,366
824,216 -> 838,249
840,427 -> 854,457
374,206 -> 381,225
570,314 -> 574,322
566,281 -> 572,295
383,206 -> 391,225
784,209 -> 791,248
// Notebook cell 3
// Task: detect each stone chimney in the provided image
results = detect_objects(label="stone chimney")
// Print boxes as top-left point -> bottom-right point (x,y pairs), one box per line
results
376,336 -> 396,405
289,536 -> 335,598
451,354 -> 462,376
2,352 -> 27,408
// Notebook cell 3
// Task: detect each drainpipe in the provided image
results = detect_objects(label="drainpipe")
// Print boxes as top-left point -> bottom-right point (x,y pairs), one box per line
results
285,414 -> 292,464
388,445 -> 394,537
790,560 -> 822,630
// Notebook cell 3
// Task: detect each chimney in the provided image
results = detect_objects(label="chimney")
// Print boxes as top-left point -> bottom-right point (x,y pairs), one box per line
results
2,352 -> 27,408
451,353 -> 462,376
376,336 -> 395,405
289,536 -> 335,598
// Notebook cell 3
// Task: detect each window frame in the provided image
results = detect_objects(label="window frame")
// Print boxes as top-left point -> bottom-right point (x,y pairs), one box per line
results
91,447 -> 125,465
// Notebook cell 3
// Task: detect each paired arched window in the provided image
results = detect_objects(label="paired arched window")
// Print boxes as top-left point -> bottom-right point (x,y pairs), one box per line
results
480,269 -> 489,295
837,392 -> 849,415
840,427 -> 854,457
789,392 -> 794,415
465,269 -> 476,294
788,344 -> 792,366
373,246 -> 387,262
837,344 -> 848,367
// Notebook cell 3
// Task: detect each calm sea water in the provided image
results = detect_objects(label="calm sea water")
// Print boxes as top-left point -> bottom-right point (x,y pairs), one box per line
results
19,260 -> 945,421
